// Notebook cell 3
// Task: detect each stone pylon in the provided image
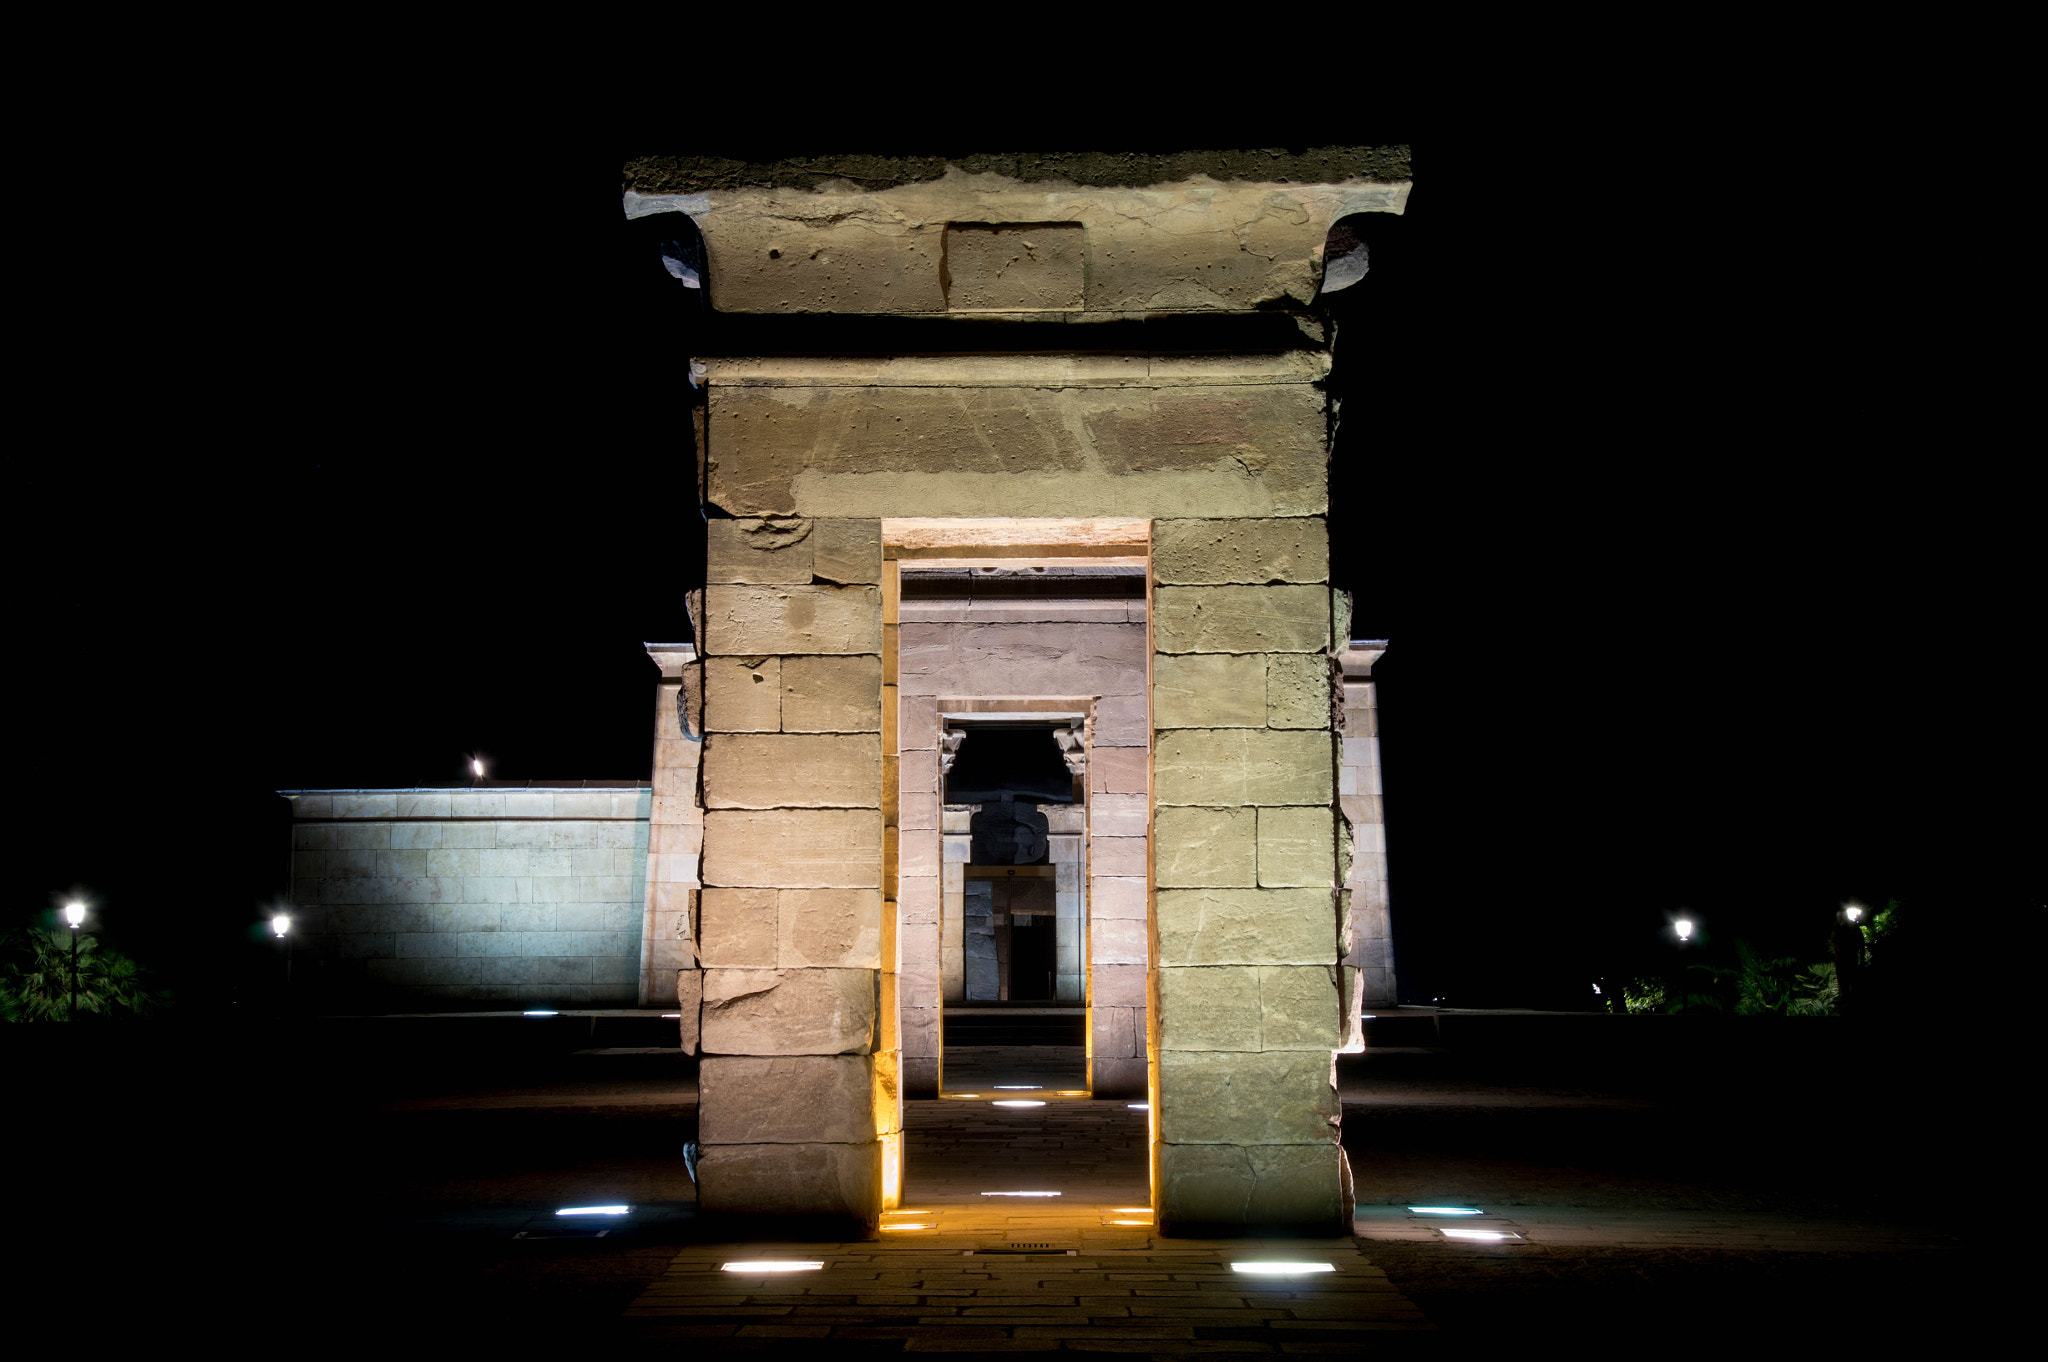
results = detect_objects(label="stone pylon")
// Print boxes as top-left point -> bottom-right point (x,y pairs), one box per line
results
629,149 -> 1411,1234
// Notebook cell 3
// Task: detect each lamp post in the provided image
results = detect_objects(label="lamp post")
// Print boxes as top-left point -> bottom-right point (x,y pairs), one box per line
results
272,912 -> 293,1001
63,901 -> 85,1021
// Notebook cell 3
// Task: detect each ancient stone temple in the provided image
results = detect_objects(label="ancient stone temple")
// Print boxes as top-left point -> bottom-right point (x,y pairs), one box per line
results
627,149 -> 1406,1235
278,148 -> 1404,1239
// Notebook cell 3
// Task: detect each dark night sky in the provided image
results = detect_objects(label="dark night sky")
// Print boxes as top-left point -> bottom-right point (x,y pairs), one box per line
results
18,103 -> 2027,1012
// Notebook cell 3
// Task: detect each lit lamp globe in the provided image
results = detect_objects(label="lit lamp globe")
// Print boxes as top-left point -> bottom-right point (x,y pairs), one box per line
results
1674,918 -> 1695,943
64,902 -> 85,929
1843,903 -> 1864,923
272,913 -> 292,938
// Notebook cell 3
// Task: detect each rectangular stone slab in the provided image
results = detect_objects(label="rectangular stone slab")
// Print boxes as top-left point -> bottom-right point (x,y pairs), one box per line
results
1153,653 -> 1266,728
1156,1141 -> 1344,1235
703,733 -> 881,809
1152,808 -> 1254,888
706,518 -> 816,583
699,1055 -> 876,1144
1154,730 -> 1333,807
1152,518 -> 1330,585
781,655 -> 883,732
704,585 -> 882,655
700,967 -> 877,1055
778,888 -> 883,968
1256,806 -> 1337,888
704,656 -> 781,732
1157,1050 -> 1338,1144
696,1141 -> 881,1221
1155,887 -> 1337,966
703,810 -> 882,888
1154,586 -> 1330,654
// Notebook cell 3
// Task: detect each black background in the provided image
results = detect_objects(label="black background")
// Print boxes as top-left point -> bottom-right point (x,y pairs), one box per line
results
16,94 -> 2026,1014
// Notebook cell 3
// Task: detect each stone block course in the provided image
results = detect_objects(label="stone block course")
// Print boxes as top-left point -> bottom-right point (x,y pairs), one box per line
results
1264,652 -> 1334,729
697,1141 -> 881,1221
699,1056 -> 876,1143
1154,730 -> 1333,807
1156,1050 -> 1338,1144
1156,1142 -> 1344,1233
706,517 -> 816,584
1153,808 -> 1254,887
812,519 -> 883,584
1156,964 -> 1338,1050
778,888 -> 883,968
1154,586 -> 1330,654
1152,518 -> 1329,585
699,887 -> 777,966
1155,887 -> 1335,965
703,733 -> 882,809
1153,653 -> 1266,728
700,967 -> 878,1055
703,810 -> 882,888
704,585 -> 882,655
1256,806 -> 1336,888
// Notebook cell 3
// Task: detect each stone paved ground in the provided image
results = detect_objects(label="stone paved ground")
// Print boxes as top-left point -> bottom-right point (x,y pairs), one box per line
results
27,1026 -> 1995,1349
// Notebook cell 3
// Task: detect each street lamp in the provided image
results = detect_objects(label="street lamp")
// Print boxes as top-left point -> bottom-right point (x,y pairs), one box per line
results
1674,917 -> 1695,944
1843,902 -> 1864,924
272,912 -> 293,997
470,757 -> 485,785
63,902 -> 85,1021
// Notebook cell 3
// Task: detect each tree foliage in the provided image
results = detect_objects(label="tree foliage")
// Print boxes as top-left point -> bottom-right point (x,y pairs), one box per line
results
0,929 -> 170,1022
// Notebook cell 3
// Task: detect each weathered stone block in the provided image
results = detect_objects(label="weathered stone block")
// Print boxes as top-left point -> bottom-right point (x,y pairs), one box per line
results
811,519 -> 882,585
1154,586 -> 1330,654
703,733 -> 881,809
676,968 -> 701,1053
1090,917 -> 1148,966
781,655 -> 882,732
779,888 -> 883,968
1091,962 -> 1147,1008
700,968 -> 877,1055
1091,1055 -> 1149,1099
944,222 -> 1086,310
703,810 -> 882,888
1257,806 -> 1336,888
1264,652 -> 1332,729
1152,518 -> 1329,586
706,517 -> 816,584
1088,746 -> 1149,795
1091,876 -> 1148,920
696,1141 -> 881,1222
705,656 -> 781,732
1155,965 -> 1260,1050
1154,730 -> 1332,807
699,1056 -> 875,1144
1157,1050 -> 1337,1144
1157,1142 -> 1344,1234
1155,887 -> 1336,966
1089,793 -> 1148,838
1153,653 -> 1266,728
1153,807 -> 1255,888
704,368 -> 1329,519
1259,965 -> 1341,1050
704,585 -> 881,655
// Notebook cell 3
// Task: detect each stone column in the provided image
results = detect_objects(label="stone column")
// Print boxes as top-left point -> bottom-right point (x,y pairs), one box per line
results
1149,518 -> 1345,1235
1339,642 -> 1397,1026
642,645 -> 702,1042
693,517 -> 890,1225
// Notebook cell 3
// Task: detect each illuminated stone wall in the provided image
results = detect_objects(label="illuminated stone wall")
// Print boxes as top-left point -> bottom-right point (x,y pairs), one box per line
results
281,785 -> 650,1007
649,154 -> 1410,1233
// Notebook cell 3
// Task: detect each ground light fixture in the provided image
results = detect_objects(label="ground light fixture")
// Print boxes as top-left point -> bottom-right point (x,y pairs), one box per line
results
722,1261 -> 824,1272
880,1223 -> 932,1231
992,1100 -> 1045,1107
980,1191 -> 1060,1197
1407,1206 -> 1485,1216
1441,1228 -> 1522,1241
556,1205 -> 630,1216
523,1009 -> 559,1017
1232,1263 -> 1337,1275
993,1085 -> 1041,1089
1128,1102 -> 1150,1110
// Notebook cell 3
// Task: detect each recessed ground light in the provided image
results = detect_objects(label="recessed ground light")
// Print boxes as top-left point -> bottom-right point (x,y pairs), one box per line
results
992,1100 -> 1046,1107
1441,1229 -> 1522,1241
993,1085 -> 1042,1090
1110,1208 -> 1151,1215
1109,1219 -> 1150,1226
660,1013 -> 681,1019
722,1261 -> 824,1272
1057,1090 -> 1087,1096
1232,1262 -> 1337,1275
523,1010 -> 558,1017
555,1205 -> 630,1216
1127,1102 -> 1150,1110
1362,1014 -> 1377,1019
880,1223 -> 931,1231
980,1191 -> 1060,1197
1407,1206 -> 1485,1216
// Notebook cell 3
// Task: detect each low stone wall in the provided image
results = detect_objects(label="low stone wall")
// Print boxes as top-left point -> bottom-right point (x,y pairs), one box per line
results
283,784 -> 651,1008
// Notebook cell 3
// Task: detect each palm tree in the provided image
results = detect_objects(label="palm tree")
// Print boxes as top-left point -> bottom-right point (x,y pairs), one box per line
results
0,929 -> 168,1021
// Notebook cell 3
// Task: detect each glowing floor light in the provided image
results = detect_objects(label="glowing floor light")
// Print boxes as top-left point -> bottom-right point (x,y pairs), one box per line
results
980,1191 -> 1060,1197
556,1205 -> 630,1216
880,1223 -> 931,1231
1127,1102 -> 1150,1110
722,1261 -> 824,1272
1232,1262 -> 1337,1275
1441,1229 -> 1520,1241
992,1100 -> 1046,1107
993,1085 -> 1042,1090
1110,1208 -> 1151,1215
1407,1206 -> 1485,1216
523,1010 -> 558,1017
